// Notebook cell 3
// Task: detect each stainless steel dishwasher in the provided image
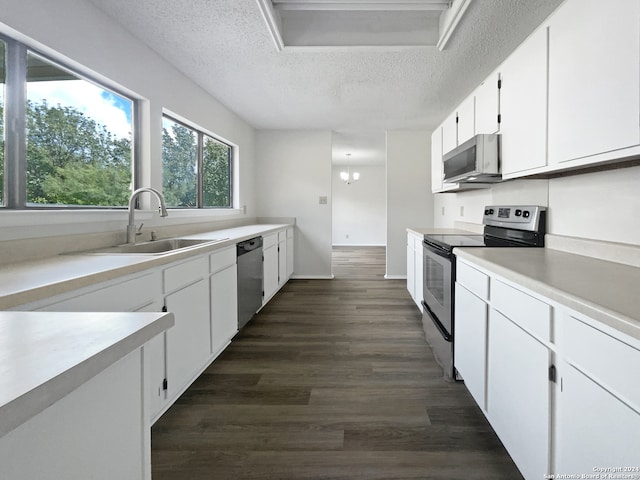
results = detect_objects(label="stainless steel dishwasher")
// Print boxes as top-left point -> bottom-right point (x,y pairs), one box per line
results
236,236 -> 263,329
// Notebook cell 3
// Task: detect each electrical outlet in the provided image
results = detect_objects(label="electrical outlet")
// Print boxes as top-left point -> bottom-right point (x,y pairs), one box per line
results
460,206 -> 464,217
441,206 -> 445,216
346,234 -> 349,239
319,196 -> 328,205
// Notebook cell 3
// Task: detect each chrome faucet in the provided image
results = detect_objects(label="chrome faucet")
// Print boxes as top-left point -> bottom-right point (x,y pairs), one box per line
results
127,187 -> 169,244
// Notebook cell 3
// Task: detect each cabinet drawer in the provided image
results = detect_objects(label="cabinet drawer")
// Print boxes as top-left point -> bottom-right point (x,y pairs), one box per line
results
278,231 -> 286,243
164,256 -> 208,294
560,314 -> 640,411
456,261 -> 489,300
39,272 -> 161,312
263,233 -> 277,249
492,280 -> 551,342
210,246 -> 236,274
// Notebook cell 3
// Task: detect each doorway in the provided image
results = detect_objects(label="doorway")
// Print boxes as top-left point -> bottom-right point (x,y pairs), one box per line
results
331,131 -> 387,277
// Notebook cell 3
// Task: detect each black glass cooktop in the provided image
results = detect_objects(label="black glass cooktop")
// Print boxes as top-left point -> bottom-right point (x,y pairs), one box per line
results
424,234 -> 487,250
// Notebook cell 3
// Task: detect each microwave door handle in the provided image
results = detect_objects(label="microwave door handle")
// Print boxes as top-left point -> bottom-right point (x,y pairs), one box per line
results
421,301 -> 452,342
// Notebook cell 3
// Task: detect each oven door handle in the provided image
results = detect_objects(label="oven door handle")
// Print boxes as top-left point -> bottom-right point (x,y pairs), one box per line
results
422,301 -> 452,342
423,240 -> 451,259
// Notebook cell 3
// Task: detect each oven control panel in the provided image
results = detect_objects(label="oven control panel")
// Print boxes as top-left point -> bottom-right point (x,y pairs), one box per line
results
483,205 -> 546,231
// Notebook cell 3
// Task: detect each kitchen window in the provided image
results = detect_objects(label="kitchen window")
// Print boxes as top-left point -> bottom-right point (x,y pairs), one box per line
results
0,36 -> 136,209
162,115 -> 233,209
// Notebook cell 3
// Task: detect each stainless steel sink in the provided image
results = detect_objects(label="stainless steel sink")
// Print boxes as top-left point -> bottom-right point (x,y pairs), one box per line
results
79,238 -> 228,255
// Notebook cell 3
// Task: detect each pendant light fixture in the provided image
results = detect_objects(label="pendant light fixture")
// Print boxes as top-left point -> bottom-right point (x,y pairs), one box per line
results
340,153 -> 360,184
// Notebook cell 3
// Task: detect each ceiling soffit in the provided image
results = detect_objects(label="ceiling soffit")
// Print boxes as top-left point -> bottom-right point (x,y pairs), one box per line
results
256,0 -> 471,50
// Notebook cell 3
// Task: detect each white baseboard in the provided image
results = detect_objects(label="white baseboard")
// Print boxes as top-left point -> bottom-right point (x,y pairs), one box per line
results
384,275 -> 406,280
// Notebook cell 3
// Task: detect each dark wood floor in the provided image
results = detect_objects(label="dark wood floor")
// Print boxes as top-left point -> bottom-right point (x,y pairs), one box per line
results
151,246 -> 522,479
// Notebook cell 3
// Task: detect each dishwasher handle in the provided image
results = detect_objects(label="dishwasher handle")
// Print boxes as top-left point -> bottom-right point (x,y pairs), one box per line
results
237,236 -> 263,256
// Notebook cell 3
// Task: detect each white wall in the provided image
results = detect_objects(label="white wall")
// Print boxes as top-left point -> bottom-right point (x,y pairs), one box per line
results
386,130 -> 434,277
434,165 -> 640,246
255,130 -> 333,278
332,165 -> 386,246
433,179 -> 548,228
0,0 -> 256,241
548,165 -> 640,245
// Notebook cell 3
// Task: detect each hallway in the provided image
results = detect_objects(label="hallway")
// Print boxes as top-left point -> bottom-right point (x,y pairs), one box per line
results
151,247 -> 521,479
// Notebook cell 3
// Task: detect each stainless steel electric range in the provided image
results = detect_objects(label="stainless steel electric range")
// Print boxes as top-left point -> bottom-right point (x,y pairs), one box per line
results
421,205 -> 547,380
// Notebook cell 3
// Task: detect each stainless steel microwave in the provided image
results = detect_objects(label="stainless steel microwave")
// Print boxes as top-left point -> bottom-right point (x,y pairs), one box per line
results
443,134 -> 501,183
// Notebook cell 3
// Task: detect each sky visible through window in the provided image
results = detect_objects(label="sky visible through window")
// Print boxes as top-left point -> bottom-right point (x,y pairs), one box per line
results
23,52 -> 135,207
27,80 -> 132,139
0,44 -> 135,208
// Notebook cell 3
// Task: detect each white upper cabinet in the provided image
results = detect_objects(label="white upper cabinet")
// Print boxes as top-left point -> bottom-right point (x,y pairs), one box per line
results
475,71 -> 500,135
431,122 -> 465,193
547,0 -> 640,164
432,0 -> 640,182
442,110 -> 458,155
431,125 -> 444,192
500,26 -> 548,176
456,95 -> 475,145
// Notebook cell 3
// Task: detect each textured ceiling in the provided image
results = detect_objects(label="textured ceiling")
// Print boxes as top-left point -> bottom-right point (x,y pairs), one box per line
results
332,131 -> 387,166
87,0 -> 563,161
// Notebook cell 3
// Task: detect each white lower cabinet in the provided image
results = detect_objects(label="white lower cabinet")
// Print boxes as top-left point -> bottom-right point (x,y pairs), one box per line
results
263,228 -> 294,304
487,309 -> 551,480
278,230 -> 287,287
456,264 -> 552,479
163,257 -> 211,403
286,227 -> 294,278
14,228 -> 293,426
145,333 -> 167,422
555,361 -> 640,474
406,231 -> 423,311
413,238 -> 423,311
406,242 -> 416,302
454,283 -> 487,410
0,349 -> 148,480
263,233 -> 279,303
210,246 -> 238,356
455,257 -> 640,480
555,312 -> 640,474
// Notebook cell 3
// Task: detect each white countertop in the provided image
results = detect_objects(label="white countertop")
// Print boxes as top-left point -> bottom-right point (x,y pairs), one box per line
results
0,310 -> 174,437
454,247 -> 640,341
0,223 -> 291,310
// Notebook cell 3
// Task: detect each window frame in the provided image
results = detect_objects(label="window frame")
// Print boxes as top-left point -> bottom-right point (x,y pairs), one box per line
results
162,113 -> 234,209
1,33 -> 140,210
